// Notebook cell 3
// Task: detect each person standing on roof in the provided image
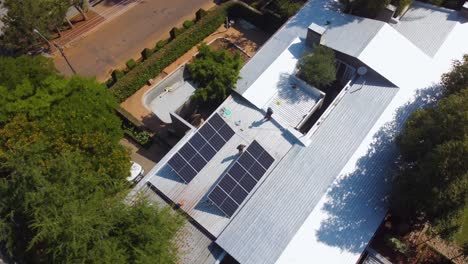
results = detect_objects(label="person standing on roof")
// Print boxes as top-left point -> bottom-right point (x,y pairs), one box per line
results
264,107 -> 273,121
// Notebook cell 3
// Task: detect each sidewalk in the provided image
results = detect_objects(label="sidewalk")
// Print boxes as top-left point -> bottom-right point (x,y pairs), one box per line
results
120,22 -> 270,129
54,0 -> 142,48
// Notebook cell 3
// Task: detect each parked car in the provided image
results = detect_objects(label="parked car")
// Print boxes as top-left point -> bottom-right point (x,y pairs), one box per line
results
127,161 -> 145,183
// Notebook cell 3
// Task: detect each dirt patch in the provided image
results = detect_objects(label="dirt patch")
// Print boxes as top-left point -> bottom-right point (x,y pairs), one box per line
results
209,38 -> 250,62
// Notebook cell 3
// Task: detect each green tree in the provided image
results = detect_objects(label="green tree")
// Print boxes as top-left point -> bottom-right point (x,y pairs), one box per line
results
271,0 -> 303,19
342,0 -> 390,18
391,88 -> 468,241
188,43 -> 243,103
297,45 -> 336,89
0,56 -> 184,263
1,0 -> 70,54
441,54 -> 468,96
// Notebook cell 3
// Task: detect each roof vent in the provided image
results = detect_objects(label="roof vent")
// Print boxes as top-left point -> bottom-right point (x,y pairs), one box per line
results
461,1 -> 468,20
306,23 -> 326,48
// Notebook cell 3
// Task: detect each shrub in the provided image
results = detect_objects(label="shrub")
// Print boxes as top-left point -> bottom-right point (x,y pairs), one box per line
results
154,39 -> 169,51
297,45 -> 336,89
349,0 -> 390,18
126,59 -> 137,70
427,0 -> 444,6
183,20 -> 195,29
227,2 -> 284,33
170,27 -> 186,39
395,0 -> 412,17
195,8 -> 207,21
109,3 -> 232,102
141,48 -> 153,61
386,237 -> 409,254
269,0 -> 304,19
112,69 -> 125,82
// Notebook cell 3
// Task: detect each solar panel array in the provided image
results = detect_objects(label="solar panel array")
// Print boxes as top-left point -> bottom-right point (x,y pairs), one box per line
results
168,113 -> 235,183
208,140 -> 275,217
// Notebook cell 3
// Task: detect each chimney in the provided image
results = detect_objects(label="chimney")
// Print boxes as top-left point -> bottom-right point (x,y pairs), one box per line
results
376,4 -> 397,23
461,1 -> 468,20
306,23 -> 326,47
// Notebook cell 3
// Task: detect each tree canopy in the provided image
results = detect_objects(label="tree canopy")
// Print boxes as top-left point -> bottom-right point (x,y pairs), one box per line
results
297,45 -> 336,89
391,56 -> 468,245
0,56 -> 183,262
188,43 -> 243,103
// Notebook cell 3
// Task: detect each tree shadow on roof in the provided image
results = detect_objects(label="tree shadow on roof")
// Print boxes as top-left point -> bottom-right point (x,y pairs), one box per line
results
315,84 -> 442,253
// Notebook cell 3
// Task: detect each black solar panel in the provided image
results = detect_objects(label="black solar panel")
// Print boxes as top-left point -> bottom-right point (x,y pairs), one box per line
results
208,186 -> 227,205
207,140 -> 275,217
179,164 -> 197,182
168,153 -> 185,172
199,144 -> 216,161
209,134 -> 225,151
199,123 -> 216,140
219,124 -> 235,141
189,133 -> 207,149
209,114 -> 225,130
167,113 -> 235,183
179,144 -> 196,161
259,151 -> 275,169
220,197 -> 238,217
190,154 -> 207,172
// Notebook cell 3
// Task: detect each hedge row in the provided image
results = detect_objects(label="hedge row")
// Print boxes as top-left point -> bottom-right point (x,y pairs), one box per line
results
109,4 -> 232,102
109,1 -> 283,102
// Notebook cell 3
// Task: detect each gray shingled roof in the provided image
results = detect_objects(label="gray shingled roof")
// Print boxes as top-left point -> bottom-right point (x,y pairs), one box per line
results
216,72 -> 398,264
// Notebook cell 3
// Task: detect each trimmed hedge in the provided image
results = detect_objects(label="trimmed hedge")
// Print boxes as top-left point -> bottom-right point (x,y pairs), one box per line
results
195,8 -> 208,21
154,39 -> 169,51
141,48 -> 153,61
109,1 -> 280,102
110,3 -> 232,102
183,20 -> 195,29
126,59 -> 137,70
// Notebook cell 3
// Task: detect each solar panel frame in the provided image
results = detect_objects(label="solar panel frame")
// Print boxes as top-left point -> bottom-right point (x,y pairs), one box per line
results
167,113 -> 235,183
207,140 -> 275,217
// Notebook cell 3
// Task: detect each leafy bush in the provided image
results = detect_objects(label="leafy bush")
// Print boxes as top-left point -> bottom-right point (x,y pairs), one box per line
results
297,45 -> 336,89
427,0 -> 444,5
183,20 -> 195,29
228,2 -> 284,33
112,69 -> 125,82
348,0 -> 390,18
188,43 -> 243,103
123,123 -> 152,146
195,8 -> 207,21
141,48 -> 153,61
386,237 -> 409,254
110,3 -> 232,102
154,39 -> 169,52
269,0 -> 304,19
126,59 -> 137,70
115,106 -> 152,147
170,26 -> 186,39
395,0 -> 412,16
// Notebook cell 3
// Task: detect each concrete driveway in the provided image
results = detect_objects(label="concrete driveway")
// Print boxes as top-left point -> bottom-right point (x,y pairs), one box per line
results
54,0 -> 216,82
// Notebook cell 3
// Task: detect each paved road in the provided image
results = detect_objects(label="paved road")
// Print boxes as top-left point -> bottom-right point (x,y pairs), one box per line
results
54,0 -> 215,82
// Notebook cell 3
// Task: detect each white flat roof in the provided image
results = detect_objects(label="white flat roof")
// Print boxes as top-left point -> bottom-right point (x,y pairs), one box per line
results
275,16 -> 468,264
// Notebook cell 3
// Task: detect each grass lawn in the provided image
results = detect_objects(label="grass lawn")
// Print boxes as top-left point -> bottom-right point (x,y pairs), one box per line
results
454,205 -> 468,246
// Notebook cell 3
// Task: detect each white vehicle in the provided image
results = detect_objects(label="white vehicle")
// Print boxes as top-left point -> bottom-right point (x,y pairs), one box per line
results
127,161 -> 145,183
